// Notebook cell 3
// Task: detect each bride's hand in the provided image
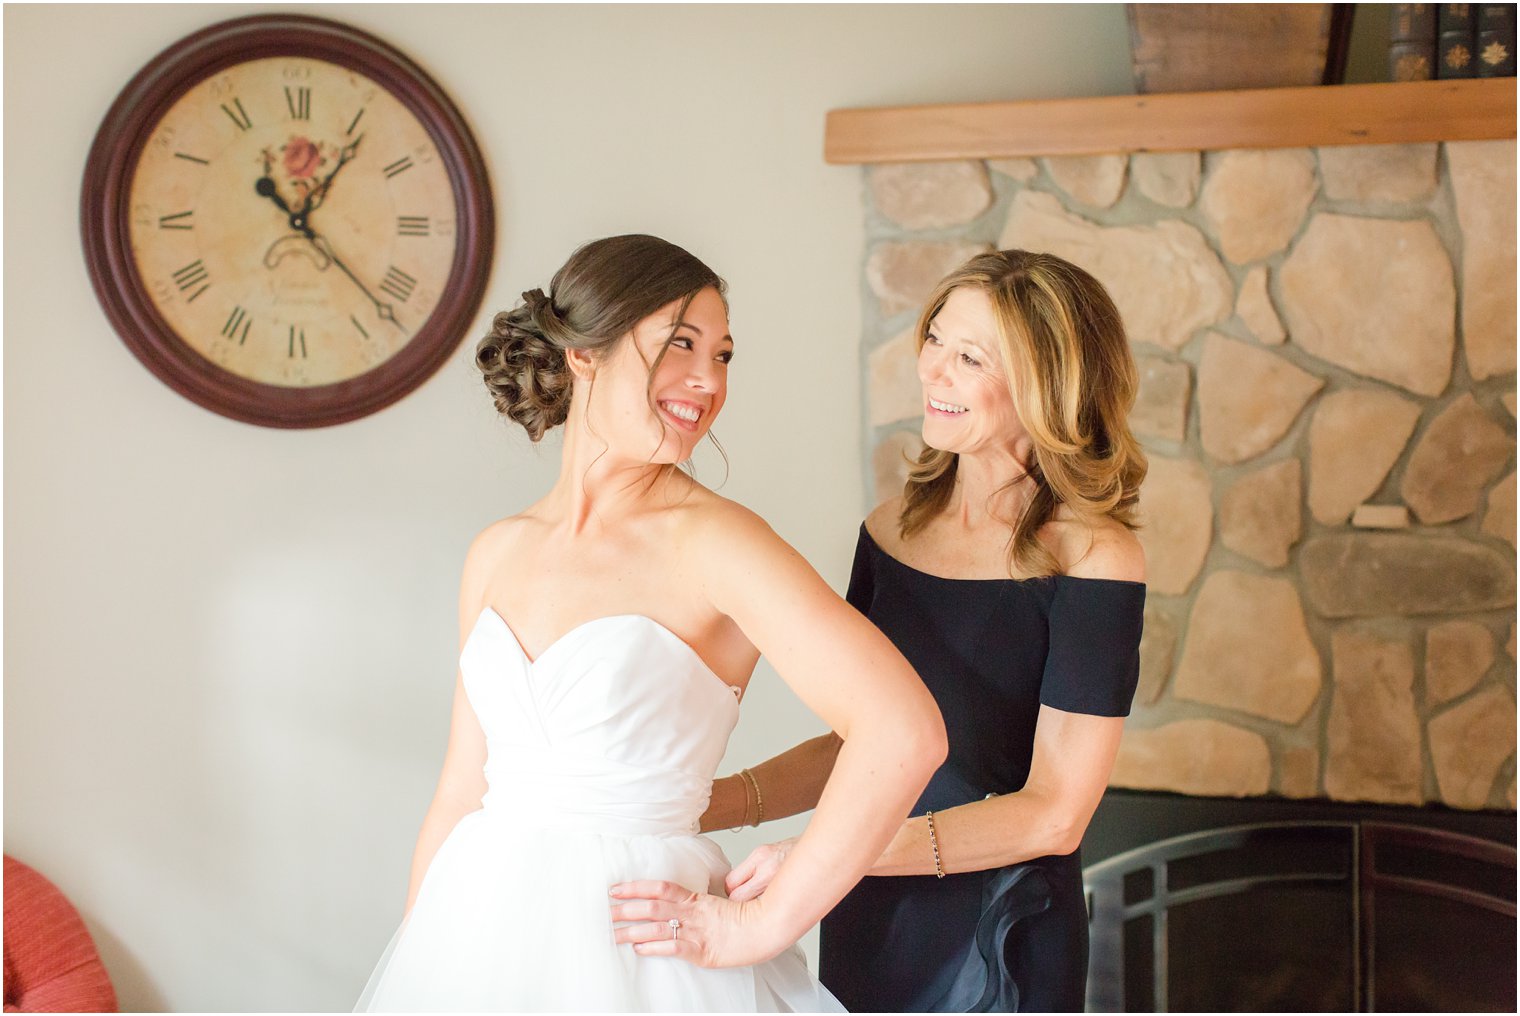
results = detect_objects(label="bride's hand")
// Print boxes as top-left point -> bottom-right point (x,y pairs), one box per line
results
609,881 -> 788,967
724,837 -> 797,902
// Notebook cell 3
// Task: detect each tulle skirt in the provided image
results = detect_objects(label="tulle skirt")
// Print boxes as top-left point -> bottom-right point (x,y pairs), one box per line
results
355,809 -> 843,1012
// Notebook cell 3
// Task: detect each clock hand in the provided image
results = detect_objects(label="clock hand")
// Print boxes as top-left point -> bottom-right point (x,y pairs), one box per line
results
254,175 -> 310,235
300,134 -> 363,215
307,233 -> 408,334
258,168 -> 406,334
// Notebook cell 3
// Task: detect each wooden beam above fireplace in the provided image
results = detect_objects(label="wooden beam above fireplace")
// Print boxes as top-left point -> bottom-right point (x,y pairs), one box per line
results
824,78 -> 1517,164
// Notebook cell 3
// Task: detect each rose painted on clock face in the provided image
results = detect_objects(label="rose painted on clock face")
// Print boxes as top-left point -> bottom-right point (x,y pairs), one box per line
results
284,137 -> 322,178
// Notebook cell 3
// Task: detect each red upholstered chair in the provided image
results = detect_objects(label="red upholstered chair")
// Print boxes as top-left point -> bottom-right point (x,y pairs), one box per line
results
3,856 -> 117,1012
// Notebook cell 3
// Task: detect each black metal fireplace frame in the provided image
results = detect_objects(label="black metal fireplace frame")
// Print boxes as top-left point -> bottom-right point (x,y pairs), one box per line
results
1083,820 -> 1518,1012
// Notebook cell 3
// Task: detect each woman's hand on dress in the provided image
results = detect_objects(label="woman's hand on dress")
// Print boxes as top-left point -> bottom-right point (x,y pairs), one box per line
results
723,837 -> 797,902
609,880 -> 787,967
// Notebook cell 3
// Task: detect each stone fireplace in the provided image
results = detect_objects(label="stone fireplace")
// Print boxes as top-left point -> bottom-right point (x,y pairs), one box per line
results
849,89 -> 1516,815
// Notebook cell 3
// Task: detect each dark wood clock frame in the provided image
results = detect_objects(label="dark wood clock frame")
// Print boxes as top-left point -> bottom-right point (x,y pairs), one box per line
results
80,13 -> 495,428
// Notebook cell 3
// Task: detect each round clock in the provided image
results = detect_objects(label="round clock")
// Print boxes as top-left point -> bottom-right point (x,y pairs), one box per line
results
81,14 -> 494,428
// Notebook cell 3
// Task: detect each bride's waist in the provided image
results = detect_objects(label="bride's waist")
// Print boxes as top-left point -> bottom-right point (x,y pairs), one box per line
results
482,754 -> 712,838
455,806 -> 732,897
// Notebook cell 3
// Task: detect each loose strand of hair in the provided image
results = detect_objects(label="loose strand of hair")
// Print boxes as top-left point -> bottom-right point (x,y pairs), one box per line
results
576,374 -> 617,507
638,289 -> 705,502
701,430 -> 731,490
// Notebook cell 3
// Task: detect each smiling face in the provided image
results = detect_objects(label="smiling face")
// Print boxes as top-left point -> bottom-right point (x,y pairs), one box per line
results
917,285 -> 1026,459
579,285 -> 732,464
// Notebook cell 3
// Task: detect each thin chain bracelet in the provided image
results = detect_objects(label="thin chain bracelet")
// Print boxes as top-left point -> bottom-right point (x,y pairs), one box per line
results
740,768 -> 765,826
925,810 -> 946,878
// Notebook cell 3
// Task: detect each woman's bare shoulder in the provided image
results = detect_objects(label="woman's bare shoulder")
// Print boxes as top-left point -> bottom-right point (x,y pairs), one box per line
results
863,497 -> 904,552
1054,513 -> 1146,583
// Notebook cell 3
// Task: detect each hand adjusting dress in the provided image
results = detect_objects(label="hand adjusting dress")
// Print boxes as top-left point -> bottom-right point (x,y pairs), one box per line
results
819,526 -> 1144,1013
356,608 -> 842,1012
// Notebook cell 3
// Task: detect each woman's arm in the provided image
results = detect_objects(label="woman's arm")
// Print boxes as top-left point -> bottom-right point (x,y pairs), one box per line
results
698,733 -> 840,832
402,527 -> 502,913
868,705 -> 1122,875
613,503 -> 946,964
727,517 -> 1143,894
725,707 -> 1121,895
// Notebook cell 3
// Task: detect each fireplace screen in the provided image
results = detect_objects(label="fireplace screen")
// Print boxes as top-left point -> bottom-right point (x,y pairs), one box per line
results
1084,821 -> 1517,1012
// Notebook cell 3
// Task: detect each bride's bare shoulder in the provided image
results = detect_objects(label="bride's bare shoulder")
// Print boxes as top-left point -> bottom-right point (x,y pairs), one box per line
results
682,490 -> 779,548
461,513 -> 541,583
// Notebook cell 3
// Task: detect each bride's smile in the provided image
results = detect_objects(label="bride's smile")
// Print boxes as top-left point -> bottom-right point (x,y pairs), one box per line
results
571,285 -> 733,467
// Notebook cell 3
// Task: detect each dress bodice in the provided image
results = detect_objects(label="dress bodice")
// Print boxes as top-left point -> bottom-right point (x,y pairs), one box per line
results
843,525 -> 1144,813
360,608 -> 841,1012
459,608 -> 740,837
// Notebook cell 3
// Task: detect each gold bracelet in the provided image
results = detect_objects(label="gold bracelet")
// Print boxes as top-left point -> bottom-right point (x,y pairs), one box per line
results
727,773 -> 752,833
925,811 -> 946,878
739,768 -> 765,827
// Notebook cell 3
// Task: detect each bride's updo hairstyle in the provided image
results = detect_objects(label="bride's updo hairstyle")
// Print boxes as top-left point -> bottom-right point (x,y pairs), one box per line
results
476,234 -> 726,441
901,249 -> 1148,579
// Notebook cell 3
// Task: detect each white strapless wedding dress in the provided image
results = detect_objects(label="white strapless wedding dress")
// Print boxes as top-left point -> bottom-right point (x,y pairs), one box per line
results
356,608 -> 843,1012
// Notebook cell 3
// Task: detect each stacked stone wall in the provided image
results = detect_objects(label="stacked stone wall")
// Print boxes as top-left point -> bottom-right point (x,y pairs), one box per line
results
861,141 -> 1517,810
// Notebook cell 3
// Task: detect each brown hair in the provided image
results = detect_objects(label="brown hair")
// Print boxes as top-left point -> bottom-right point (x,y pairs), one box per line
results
475,234 -> 726,441
900,249 -> 1147,578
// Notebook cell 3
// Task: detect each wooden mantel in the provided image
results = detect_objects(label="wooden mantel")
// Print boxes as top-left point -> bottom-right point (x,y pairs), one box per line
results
824,78 -> 1516,164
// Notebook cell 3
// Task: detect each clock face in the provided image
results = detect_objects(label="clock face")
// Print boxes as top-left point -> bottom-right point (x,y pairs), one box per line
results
128,56 -> 455,389
83,14 -> 494,428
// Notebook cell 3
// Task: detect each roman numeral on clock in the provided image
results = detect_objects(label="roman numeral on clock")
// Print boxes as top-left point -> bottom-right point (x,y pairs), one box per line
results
382,155 -> 414,179
379,266 -> 417,303
397,215 -> 430,237
173,152 -> 210,166
158,210 -> 194,231
221,305 -> 252,345
351,315 -> 370,339
171,259 -> 210,302
346,108 -> 366,136
285,86 -> 311,121
220,98 -> 253,132
288,325 -> 308,359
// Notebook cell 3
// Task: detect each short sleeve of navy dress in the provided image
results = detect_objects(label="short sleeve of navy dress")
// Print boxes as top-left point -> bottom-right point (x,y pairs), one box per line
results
818,524 -> 1145,1013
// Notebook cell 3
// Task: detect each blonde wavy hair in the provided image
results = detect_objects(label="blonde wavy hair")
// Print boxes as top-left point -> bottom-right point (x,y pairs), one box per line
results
899,249 -> 1147,579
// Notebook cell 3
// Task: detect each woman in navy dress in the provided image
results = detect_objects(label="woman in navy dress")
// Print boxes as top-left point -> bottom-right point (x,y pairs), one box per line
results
701,249 -> 1148,1011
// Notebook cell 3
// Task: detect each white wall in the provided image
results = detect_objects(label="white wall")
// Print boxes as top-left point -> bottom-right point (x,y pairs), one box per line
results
3,4 -> 1133,1010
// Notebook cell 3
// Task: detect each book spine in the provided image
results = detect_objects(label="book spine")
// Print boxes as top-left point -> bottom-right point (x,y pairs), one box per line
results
1392,3 -> 1439,40
1390,4 -> 1439,80
1437,4 -> 1478,78
1476,4 -> 1517,76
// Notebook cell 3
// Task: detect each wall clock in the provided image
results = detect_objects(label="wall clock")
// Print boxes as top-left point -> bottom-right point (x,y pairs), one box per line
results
81,14 -> 494,428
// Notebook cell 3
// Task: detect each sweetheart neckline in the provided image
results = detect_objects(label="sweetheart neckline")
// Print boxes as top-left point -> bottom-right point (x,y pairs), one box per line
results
476,606 -> 743,708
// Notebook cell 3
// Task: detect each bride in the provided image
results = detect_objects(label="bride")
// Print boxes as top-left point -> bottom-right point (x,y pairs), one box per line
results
356,234 -> 947,1011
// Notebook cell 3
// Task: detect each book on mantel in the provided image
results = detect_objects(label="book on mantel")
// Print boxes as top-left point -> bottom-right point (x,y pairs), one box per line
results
1390,3 -> 1439,80
1476,3 -> 1517,76
1438,4 -> 1478,78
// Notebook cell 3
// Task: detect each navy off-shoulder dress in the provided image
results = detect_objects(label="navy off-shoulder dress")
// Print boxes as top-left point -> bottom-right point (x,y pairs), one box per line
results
819,525 -> 1145,1013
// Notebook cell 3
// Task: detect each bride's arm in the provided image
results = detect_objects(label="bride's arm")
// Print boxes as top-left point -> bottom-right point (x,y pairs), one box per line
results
404,676 -> 487,914
402,528 -> 499,914
613,503 -> 946,963
701,508 -> 880,834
